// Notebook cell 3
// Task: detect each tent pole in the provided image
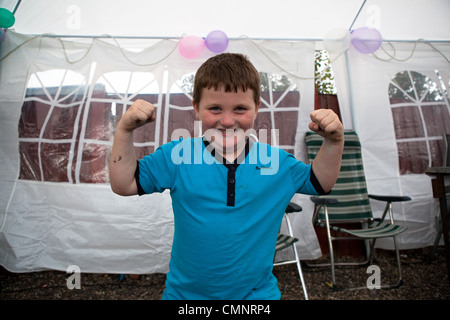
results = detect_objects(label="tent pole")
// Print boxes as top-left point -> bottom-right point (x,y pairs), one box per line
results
32,34 -> 450,44
12,0 -> 22,14
344,50 -> 357,132
349,0 -> 367,31
345,0 -> 367,132
33,34 -> 324,42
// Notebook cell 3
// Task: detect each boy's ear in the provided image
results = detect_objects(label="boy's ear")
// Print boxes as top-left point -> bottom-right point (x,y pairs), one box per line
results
193,100 -> 200,120
254,100 -> 261,118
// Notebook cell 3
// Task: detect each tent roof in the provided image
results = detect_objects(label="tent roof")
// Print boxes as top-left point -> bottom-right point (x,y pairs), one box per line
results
2,0 -> 450,42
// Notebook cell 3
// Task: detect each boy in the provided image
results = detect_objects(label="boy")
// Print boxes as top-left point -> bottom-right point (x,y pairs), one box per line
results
109,53 -> 344,299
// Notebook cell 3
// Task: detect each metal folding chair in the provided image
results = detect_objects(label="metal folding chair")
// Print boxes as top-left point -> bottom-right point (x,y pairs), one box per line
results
274,202 -> 308,299
304,130 -> 411,290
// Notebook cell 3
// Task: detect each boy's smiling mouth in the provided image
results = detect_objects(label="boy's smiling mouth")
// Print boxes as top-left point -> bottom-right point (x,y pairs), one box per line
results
203,128 -> 248,158
217,128 -> 240,136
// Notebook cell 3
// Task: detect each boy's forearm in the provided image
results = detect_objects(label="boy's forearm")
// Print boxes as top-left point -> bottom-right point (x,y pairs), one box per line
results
308,109 -> 344,193
109,126 -> 138,196
108,100 -> 156,196
311,138 -> 344,193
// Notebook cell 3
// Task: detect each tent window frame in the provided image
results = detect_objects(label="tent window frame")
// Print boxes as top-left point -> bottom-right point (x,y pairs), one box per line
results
389,70 -> 450,174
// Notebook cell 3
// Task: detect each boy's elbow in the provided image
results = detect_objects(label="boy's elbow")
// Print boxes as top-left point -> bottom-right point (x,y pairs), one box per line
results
110,183 -> 125,196
110,183 -> 137,197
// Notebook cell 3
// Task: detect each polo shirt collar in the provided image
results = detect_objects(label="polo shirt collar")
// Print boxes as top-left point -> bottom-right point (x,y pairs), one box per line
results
202,137 -> 254,207
202,137 -> 253,168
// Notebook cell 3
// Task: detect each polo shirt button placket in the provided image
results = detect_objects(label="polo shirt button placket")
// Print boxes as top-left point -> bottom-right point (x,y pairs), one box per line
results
227,166 -> 237,207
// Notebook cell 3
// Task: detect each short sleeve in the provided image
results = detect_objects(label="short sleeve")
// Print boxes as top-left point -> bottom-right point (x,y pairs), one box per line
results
284,152 -> 321,196
138,140 -> 179,195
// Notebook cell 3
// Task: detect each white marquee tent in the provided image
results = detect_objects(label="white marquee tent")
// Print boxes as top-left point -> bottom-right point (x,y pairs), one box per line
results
0,0 -> 449,274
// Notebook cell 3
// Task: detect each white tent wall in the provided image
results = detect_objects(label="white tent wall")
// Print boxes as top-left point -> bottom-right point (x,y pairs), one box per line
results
0,31 -> 320,273
331,42 -> 450,249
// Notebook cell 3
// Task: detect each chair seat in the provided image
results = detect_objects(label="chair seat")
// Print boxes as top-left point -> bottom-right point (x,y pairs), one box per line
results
320,220 -> 407,239
276,234 -> 299,251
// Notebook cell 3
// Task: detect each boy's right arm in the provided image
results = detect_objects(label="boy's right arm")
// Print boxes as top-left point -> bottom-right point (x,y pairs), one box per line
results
109,99 -> 156,196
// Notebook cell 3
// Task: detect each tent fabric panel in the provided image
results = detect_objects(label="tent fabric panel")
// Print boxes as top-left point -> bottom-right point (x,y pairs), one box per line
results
0,31 -> 321,272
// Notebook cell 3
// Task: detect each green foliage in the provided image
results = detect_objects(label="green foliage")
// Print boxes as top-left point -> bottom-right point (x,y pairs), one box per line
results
389,70 -> 445,102
315,50 -> 336,95
259,72 -> 295,92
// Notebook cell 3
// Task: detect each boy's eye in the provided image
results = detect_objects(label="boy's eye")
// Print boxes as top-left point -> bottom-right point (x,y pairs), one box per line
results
209,106 -> 221,113
235,106 -> 248,113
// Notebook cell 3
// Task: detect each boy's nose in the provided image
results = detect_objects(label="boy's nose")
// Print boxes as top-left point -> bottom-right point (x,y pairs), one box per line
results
220,112 -> 235,127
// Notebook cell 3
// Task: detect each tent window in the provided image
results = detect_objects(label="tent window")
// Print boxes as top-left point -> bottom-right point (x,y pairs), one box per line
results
258,72 -> 299,152
18,69 -> 160,184
18,70 -> 88,183
389,70 -> 450,174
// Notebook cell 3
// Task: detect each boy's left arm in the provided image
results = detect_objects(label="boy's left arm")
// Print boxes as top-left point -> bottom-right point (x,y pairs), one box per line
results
308,109 -> 344,193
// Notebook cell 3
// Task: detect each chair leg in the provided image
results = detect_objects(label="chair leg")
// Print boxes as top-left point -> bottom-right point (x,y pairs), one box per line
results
368,238 -> 377,263
307,206 -> 404,290
431,216 -> 442,259
285,214 -> 309,300
327,239 -> 339,291
382,203 -> 404,288
390,235 -> 404,288
292,242 -> 309,300
364,236 -> 403,289
323,206 -> 338,291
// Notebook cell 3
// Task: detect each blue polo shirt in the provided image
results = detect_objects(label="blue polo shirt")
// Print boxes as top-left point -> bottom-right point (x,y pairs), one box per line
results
136,137 -> 322,300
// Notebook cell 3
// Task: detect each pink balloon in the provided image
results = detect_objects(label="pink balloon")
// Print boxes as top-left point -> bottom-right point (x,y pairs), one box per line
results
350,27 -> 382,54
179,35 -> 206,59
205,30 -> 229,53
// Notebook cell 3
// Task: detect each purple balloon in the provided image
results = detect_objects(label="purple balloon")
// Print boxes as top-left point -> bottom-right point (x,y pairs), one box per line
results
351,27 -> 382,54
205,30 -> 229,53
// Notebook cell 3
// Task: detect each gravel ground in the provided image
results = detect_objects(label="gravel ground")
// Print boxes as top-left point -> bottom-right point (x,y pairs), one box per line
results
1,248 -> 449,301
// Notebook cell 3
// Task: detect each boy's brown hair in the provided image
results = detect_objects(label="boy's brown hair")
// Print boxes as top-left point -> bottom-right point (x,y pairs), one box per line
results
193,53 -> 261,107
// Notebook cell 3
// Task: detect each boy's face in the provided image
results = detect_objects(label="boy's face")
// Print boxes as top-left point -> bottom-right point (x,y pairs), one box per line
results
193,85 -> 260,155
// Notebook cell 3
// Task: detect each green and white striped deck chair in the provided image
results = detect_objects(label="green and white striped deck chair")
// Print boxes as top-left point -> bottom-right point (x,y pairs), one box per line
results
305,130 -> 411,291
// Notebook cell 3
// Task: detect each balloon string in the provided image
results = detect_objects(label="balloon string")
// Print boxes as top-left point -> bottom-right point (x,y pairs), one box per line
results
243,35 -> 344,81
57,37 -> 95,64
2,32 -> 448,74
0,32 -> 180,66
1,32 -> 332,81
0,33 -> 42,62
104,34 -> 179,67
372,39 -> 450,64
